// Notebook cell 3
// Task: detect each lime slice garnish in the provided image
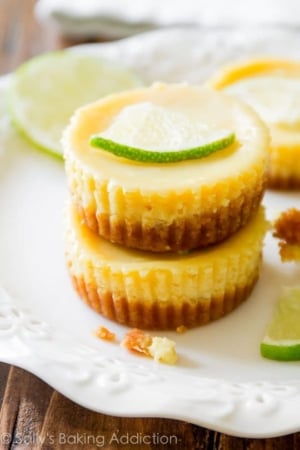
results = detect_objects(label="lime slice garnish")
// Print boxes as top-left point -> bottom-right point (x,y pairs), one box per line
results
90,133 -> 235,163
90,102 -> 235,163
10,51 -> 142,158
261,287 -> 300,361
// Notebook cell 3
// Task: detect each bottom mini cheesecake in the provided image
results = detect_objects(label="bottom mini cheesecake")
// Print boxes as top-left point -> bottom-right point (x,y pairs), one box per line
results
65,205 -> 268,330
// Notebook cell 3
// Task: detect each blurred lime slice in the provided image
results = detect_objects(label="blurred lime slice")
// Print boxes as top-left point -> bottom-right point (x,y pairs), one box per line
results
10,51 -> 142,158
225,76 -> 300,129
261,287 -> 300,361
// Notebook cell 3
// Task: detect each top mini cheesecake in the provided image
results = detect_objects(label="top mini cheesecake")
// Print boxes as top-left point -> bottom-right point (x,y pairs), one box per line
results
63,83 -> 269,252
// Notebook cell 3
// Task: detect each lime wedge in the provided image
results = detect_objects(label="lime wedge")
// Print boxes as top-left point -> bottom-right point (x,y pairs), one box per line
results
10,51 -> 142,158
261,287 -> 300,361
90,102 -> 235,163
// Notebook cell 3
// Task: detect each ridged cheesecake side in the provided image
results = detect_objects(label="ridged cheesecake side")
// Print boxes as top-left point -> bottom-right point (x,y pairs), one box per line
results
65,152 -> 266,252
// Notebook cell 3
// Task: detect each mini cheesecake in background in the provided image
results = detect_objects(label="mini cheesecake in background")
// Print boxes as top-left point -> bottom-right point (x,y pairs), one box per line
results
210,58 -> 300,189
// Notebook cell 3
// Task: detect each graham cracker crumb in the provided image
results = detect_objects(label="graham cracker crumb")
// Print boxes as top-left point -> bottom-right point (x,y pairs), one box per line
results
273,208 -> 300,244
94,326 -> 116,342
121,329 -> 178,364
121,329 -> 152,357
273,209 -> 300,262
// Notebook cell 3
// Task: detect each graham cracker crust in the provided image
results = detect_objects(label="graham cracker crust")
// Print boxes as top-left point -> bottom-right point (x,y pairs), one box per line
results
75,181 -> 265,252
69,269 -> 259,330
267,173 -> 300,190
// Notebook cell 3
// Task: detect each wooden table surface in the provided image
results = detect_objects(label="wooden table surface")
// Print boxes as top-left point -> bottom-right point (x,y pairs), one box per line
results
0,1 -> 299,449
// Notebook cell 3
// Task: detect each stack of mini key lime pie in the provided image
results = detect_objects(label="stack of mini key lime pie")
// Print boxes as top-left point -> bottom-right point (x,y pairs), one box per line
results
63,83 -> 269,330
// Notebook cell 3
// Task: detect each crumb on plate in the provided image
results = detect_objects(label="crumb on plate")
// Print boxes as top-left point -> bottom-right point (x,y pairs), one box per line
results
273,208 -> 300,243
94,326 -> 116,342
176,325 -> 187,334
121,328 -> 178,364
273,208 -> 300,262
278,243 -> 300,262
148,337 -> 178,365
121,328 -> 152,357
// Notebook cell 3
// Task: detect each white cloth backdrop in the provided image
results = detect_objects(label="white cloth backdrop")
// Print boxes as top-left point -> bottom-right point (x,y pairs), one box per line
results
36,0 -> 300,37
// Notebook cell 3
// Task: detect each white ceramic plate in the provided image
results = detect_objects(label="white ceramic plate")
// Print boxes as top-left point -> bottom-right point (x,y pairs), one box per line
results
1,29 -> 300,438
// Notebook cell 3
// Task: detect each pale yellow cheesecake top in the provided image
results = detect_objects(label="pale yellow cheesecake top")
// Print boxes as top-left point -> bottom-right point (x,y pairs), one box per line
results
210,59 -> 300,150
63,83 -> 269,192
